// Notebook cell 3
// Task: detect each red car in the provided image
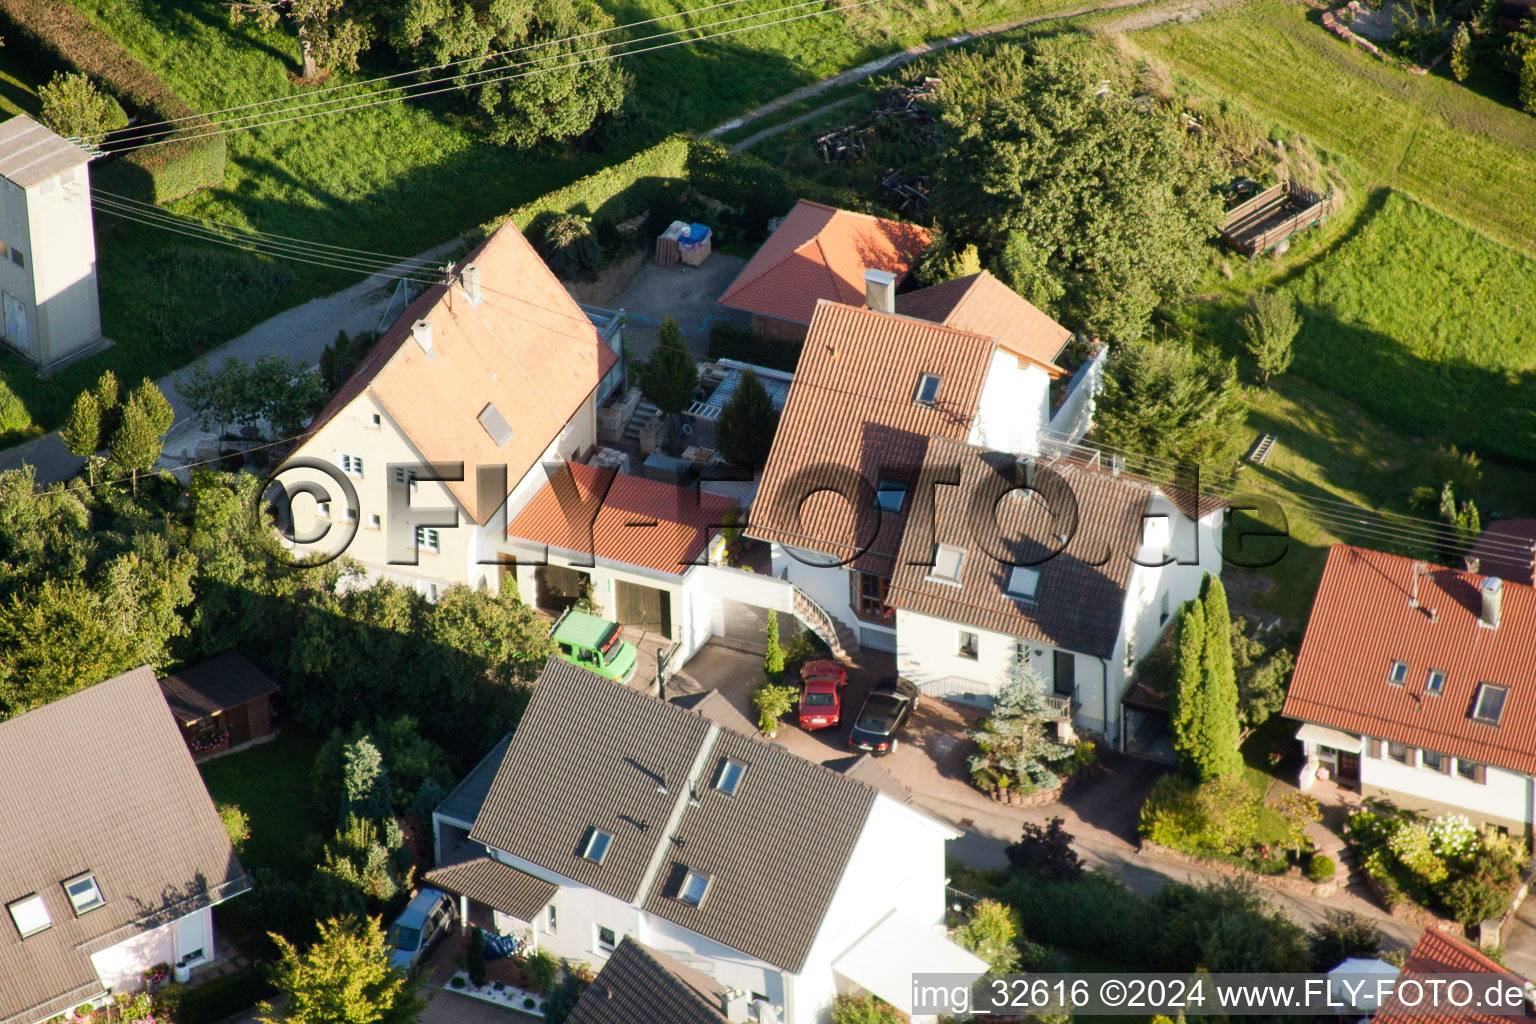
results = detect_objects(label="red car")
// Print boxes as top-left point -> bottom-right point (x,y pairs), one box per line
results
797,659 -> 847,730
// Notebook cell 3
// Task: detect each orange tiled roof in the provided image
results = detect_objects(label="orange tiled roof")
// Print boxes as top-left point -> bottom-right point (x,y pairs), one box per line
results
747,301 -> 993,575
896,271 -> 1070,371
717,200 -> 932,325
507,461 -> 738,576
1374,929 -> 1532,1024
1284,545 -> 1536,775
299,222 -> 617,525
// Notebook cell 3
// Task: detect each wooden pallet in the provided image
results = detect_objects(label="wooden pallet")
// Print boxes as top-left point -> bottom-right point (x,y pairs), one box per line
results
1249,433 -> 1278,466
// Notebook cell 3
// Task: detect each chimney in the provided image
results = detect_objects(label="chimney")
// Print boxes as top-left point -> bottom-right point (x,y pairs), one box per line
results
463,263 -> 482,304
720,988 -> 751,1023
864,269 -> 896,314
411,319 -> 434,357
1480,576 -> 1503,629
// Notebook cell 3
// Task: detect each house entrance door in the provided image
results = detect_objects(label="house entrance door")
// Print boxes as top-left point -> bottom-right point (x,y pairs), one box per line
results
1335,750 -> 1360,782
2,292 -> 27,356
174,912 -> 209,967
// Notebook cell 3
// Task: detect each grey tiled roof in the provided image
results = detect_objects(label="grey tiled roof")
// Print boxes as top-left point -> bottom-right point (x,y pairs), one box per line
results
825,754 -> 914,804
423,848 -> 556,922
668,690 -> 755,735
640,726 -> 876,972
469,660 -> 886,973
469,661 -> 714,905
435,733 -> 513,827
885,438 -> 1151,658
158,651 -> 279,724
0,668 -> 245,1024
567,938 -> 729,1024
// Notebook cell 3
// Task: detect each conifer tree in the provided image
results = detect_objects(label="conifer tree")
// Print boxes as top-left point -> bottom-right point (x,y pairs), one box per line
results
1171,597 -> 1208,774
635,318 -> 698,448
764,609 -> 784,679
93,370 -> 121,441
1450,24 -> 1472,82
716,369 -> 778,470
1199,576 -> 1244,778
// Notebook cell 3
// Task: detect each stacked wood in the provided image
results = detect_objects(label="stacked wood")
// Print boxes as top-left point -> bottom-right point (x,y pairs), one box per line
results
814,77 -> 942,164
879,168 -> 930,212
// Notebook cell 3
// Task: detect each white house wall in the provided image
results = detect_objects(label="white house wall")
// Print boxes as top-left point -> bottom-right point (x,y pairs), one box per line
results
639,915 -> 787,1012
1360,746 -> 1533,831
769,545 -> 894,648
790,796 -> 956,1024
0,161 -> 101,367
486,848 -> 643,965
969,352 -> 1051,457
87,907 -> 213,995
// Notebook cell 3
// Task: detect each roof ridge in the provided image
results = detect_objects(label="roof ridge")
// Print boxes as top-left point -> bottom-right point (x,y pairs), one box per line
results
811,297 -> 996,344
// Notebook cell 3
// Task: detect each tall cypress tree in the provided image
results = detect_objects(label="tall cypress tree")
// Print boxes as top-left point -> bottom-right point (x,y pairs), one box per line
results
1199,575 -> 1244,779
1170,597 -> 1207,776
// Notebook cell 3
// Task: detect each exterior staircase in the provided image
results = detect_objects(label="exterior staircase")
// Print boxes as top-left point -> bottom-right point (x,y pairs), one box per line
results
791,585 -> 861,667
622,397 -> 662,447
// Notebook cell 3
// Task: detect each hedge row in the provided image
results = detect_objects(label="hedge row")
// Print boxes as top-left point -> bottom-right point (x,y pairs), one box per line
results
503,134 -> 694,232
0,0 -> 225,203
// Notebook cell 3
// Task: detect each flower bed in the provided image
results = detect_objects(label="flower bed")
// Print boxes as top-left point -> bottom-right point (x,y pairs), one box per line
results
447,972 -> 547,1017
1138,773 -> 1321,876
1343,805 -> 1528,927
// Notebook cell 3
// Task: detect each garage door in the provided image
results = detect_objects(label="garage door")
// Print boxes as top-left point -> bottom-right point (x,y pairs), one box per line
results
535,565 -> 587,614
614,580 -> 671,635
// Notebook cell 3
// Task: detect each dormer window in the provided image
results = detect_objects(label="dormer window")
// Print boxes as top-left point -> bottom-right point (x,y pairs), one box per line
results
928,544 -> 965,584
1470,682 -> 1508,726
62,873 -> 104,916
1007,566 -> 1041,601
676,869 -> 711,907
715,759 -> 745,796
1425,669 -> 1446,696
874,477 -> 907,514
579,827 -> 613,864
1387,661 -> 1408,686
478,402 -> 515,446
914,374 -> 941,404
7,894 -> 50,938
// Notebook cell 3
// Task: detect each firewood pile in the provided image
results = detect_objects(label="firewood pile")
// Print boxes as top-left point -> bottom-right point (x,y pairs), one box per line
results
879,167 -> 930,212
813,77 -> 942,164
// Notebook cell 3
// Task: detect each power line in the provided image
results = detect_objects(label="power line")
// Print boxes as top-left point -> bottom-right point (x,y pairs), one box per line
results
72,0 -> 777,145
105,0 -> 889,153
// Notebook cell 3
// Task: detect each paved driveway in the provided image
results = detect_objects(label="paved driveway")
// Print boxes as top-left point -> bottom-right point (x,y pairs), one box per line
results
608,256 -> 747,361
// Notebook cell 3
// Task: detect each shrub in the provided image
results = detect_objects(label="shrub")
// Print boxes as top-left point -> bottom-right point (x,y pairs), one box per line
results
1308,909 -> 1379,971
38,71 -> 127,139
533,214 -> 604,280
217,802 -> 250,853
764,609 -> 785,679
1140,775 -> 1260,858
997,870 -> 1159,965
503,135 -> 692,233
0,378 -> 32,441
524,997 -> 537,1009
1307,853 -> 1336,881
521,947 -> 559,995
752,682 -> 796,736
1443,876 -> 1513,928
951,899 -> 1020,972
451,976 -> 465,989
829,993 -> 905,1024
154,966 -> 274,1024
1388,823 -> 1448,884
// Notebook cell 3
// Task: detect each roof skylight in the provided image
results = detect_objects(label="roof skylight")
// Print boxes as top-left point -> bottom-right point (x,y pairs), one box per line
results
579,827 -> 613,864
716,759 -> 746,796
63,874 -> 105,916
7,894 -> 51,938
677,869 -> 711,907
1388,661 -> 1408,686
1425,669 -> 1446,696
1471,682 -> 1508,726
914,373 -> 941,404
928,544 -> 965,584
1007,566 -> 1041,601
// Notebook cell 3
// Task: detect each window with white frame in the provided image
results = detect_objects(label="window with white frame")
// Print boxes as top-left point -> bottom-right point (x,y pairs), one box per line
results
1386,741 -> 1411,764
928,543 -> 965,584
62,874 -> 104,916
342,507 -> 358,525
415,527 -> 440,554
957,630 -> 979,661
546,904 -> 557,934
7,894 -> 51,938
595,925 -> 618,953
316,501 -> 331,520
1421,750 -> 1444,772
1425,669 -> 1446,696
367,412 -> 382,429
339,453 -> 364,477
392,467 -> 419,489
367,513 -> 382,530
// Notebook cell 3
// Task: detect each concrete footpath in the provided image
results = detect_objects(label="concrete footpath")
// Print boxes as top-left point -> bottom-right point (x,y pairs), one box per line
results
0,240 -> 459,486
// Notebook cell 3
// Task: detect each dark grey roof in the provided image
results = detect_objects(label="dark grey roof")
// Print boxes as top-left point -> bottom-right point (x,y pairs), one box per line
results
423,846 -> 556,922
639,726 -> 876,971
885,437 -> 1152,658
435,733 -> 513,827
468,661 -> 714,905
567,938 -> 729,1024
469,660 -> 887,973
0,115 -> 90,189
158,651 -> 279,724
668,690 -> 756,735
0,668 -> 246,1024
825,753 -> 914,804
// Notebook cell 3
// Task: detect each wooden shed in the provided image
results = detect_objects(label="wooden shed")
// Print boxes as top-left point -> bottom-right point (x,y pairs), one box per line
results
159,652 -> 280,761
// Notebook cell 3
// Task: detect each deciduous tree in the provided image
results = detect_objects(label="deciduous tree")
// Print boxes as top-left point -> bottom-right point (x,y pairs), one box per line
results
229,0 -> 372,81
1239,291 -> 1300,385
258,916 -> 423,1024
60,392 -> 102,480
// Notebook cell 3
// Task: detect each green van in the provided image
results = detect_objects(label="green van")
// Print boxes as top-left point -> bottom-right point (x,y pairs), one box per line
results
549,608 -> 638,683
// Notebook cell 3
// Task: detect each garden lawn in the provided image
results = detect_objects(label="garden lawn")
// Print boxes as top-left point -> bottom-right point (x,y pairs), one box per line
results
1127,0 -> 1536,258
0,0 -> 1096,435
199,729 -> 326,881
0,45 -> 44,119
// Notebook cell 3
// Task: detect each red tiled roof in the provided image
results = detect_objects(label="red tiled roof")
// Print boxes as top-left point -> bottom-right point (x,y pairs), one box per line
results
1468,520 -> 1536,587
298,222 -> 617,525
507,461 -> 738,576
1374,929 -> 1532,1024
717,200 -> 932,325
1284,545 -> 1536,775
747,301 -> 994,574
896,271 -> 1070,370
